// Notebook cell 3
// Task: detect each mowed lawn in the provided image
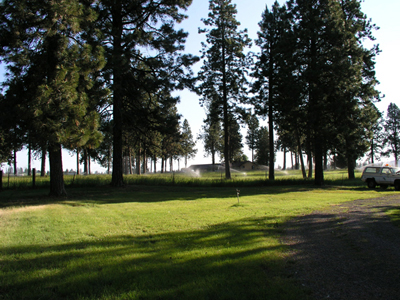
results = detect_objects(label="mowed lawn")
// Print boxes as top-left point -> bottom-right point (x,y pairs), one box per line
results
0,183 -> 393,300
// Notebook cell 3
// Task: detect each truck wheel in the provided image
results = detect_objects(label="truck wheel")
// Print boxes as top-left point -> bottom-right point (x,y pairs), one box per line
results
367,179 -> 376,189
380,184 -> 388,190
395,180 -> 400,191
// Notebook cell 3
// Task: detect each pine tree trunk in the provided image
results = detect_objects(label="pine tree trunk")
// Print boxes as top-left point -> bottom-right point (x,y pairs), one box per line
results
143,150 -> 147,174
84,148 -> 88,175
296,133 -> 306,178
136,149 -> 141,175
314,139 -> 324,185
309,36 -> 324,186
41,146 -> 46,177
347,158 -> 355,179
299,150 -> 306,179
307,153 -> 313,178
296,130 -> 306,178
28,143 -> 31,176
76,149 -> 80,175
370,139 -> 375,164
123,156 -> 126,174
212,148 -> 216,170
107,146 -> 111,174
221,22 -> 231,180
283,148 -> 287,170
13,149 -> 17,175
347,139 -> 356,179
128,147 -> 133,175
347,147 -> 356,180
49,143 -> 66,196
111,1 -> 124,187
268,57 -> 275,181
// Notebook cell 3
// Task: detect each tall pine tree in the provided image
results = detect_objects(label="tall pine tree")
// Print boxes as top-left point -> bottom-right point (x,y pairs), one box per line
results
94,0 -> 197,186
245,114 -> 260,163
198,0 -> 251,179
255,126 -> 270,166
198,114 -> 223,168
253,1 -> 291,180
384,103 -> 400,165
180,119 -> 197,168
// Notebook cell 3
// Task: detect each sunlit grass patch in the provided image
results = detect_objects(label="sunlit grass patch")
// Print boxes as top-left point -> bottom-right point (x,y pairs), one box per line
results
387,208 -> 400,228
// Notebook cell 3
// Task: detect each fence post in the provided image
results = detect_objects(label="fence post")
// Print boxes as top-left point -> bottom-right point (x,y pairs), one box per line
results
0,170 -> 3,191
32,168 -> 36,189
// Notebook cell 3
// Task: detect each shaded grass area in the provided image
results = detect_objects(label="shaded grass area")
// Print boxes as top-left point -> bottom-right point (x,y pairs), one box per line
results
1,219 -> 292,300
0,184 -> 394,300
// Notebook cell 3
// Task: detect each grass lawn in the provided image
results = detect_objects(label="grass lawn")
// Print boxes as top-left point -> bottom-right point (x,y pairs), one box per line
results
0,176 -> 394,300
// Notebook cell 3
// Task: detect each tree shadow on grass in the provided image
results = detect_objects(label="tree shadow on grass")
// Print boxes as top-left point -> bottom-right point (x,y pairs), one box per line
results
1,183 -> 385,209
0,185 -> 294,208
0,216 -> 305,300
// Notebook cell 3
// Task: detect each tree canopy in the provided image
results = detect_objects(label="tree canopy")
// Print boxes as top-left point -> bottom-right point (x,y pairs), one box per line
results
0,0 -> 105,195
0,0 -> 386,190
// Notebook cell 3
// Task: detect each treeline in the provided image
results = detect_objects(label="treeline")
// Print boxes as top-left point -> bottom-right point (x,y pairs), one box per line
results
196,0 -> 382,184
0,0 -> 397,196
196,0 -> 398,184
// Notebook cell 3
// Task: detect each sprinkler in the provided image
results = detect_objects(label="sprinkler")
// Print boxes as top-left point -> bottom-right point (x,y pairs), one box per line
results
236,189 -> 240,204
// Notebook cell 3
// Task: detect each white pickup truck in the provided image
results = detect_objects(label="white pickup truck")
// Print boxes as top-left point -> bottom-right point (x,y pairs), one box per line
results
361,166 -> 400,191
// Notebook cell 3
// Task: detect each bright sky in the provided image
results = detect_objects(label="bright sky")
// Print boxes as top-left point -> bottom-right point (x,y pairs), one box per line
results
1,0 -> 399,173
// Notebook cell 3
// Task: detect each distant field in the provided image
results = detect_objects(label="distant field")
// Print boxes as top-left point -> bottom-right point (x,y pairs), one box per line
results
0,168 -> 363,190
0,177 -> 394,300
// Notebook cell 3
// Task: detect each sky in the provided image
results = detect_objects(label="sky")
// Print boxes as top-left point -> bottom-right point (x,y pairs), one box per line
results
1,0 -> 399,173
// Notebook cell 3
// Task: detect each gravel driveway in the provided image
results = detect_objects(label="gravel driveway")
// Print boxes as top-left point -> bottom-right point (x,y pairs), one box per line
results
283,194 -> 400,300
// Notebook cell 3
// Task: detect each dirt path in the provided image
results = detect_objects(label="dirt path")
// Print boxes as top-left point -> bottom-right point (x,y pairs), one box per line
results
282,194 -> 400,300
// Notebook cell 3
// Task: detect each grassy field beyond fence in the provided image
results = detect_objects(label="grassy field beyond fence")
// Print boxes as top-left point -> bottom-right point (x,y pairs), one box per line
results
0,171 -> 395,300
0,169 -> 364,190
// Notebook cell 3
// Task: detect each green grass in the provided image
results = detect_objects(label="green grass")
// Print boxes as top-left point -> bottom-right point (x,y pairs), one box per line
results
0,181 -> 394,300
387,208 -> 400,228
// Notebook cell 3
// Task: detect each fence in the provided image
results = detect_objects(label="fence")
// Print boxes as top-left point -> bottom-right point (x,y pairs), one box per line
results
0,168 -> 38,190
